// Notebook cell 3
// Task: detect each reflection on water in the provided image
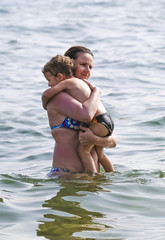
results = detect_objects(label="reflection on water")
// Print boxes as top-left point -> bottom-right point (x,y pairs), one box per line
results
37,175 -> 113,240
1,170 -> 165,239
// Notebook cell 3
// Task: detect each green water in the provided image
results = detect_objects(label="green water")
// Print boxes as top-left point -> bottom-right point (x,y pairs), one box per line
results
1,171 -> 165,239
1,0 -> 165,239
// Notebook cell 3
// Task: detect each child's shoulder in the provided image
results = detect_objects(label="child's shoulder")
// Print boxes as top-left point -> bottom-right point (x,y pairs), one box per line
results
65,77 -> 83,85
66,77 -> 81,82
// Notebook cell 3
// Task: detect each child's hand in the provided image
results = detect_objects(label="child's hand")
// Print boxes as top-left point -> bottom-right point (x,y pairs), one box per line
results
42,88 -> 52,110
42,93 -> 48,110
82,79 -> 95,90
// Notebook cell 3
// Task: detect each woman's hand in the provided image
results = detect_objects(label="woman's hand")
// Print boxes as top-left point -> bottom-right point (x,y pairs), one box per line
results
79,126 -> 117,148
79,126 -> 97,145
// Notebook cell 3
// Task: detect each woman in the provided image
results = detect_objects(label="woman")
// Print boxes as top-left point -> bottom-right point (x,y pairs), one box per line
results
43,46 -> 116,176
64,46 -> 116,149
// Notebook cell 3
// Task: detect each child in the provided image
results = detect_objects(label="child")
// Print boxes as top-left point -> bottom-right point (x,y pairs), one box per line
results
42,55 -> 114,173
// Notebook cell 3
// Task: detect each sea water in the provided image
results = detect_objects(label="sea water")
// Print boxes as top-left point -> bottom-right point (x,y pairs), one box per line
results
0,0 -> 165,239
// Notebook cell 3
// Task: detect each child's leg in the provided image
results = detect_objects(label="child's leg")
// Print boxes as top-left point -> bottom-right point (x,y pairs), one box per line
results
96,146 -> 114,172
78,143 -> 97,173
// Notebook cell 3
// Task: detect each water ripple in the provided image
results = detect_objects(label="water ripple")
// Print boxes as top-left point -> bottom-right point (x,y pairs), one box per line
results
1,0 -> 165,239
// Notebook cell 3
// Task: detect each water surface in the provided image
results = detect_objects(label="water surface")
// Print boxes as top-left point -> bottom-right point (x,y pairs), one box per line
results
0,0 -> 165,239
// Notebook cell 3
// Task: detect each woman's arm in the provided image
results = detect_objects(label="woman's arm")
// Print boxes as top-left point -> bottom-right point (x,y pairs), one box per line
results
42,78 -> 96,110
49,88 -> 101,122
79,126 -> 117,148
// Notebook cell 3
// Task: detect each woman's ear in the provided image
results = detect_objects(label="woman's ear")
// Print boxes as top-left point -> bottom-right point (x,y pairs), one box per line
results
57,73 -> 64,81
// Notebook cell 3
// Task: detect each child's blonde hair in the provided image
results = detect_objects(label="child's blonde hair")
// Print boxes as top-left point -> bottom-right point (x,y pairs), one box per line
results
42,55 -> 75,77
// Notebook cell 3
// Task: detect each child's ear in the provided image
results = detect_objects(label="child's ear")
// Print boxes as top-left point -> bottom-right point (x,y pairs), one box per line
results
57,73 -> 64,80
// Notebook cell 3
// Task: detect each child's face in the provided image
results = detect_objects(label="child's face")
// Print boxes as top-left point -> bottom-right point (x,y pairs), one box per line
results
44,72 -> 59,87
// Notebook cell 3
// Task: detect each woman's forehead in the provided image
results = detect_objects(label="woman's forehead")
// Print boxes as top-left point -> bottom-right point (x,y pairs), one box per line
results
76,52 -> 93,63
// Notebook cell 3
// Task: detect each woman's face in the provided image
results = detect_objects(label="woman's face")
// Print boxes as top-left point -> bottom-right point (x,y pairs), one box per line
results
75,53 -> 93,80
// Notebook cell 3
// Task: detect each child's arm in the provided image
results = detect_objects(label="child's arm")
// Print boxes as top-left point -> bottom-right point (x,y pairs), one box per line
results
42,80 -> 74,110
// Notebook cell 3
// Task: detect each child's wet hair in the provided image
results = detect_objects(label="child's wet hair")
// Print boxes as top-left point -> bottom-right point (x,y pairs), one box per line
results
42,55 -> 75,77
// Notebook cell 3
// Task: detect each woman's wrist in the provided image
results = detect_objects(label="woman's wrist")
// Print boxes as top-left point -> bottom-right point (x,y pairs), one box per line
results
94,135 -> 117,148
